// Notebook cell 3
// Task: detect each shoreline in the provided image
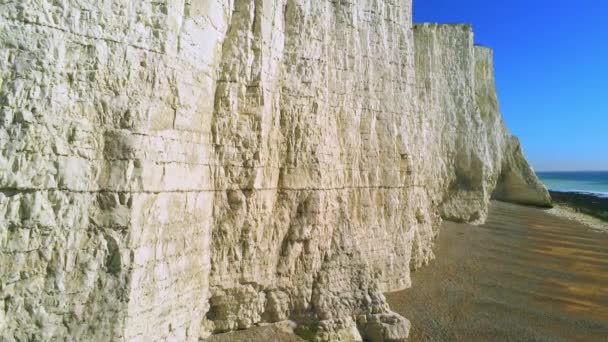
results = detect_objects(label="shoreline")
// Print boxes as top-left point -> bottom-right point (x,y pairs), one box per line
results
546,204 -> 608,233
545,190 -> 608,232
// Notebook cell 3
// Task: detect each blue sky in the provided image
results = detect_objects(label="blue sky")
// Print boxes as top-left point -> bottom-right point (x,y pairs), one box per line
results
414,0 -> 608,171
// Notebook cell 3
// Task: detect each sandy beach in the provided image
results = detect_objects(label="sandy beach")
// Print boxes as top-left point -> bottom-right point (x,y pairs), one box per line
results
386,201 -> 608,341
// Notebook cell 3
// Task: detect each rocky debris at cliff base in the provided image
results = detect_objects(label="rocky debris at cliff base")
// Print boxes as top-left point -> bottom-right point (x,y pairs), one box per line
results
205,321 -> 304,342
205,315 -> 411,342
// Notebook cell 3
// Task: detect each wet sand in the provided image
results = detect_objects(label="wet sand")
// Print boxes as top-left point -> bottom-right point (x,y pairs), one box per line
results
386,201 -> 608,341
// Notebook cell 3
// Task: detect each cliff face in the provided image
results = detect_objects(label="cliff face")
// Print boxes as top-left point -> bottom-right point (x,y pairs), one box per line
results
473,45 -> 552,208
413,24 -> 551,226
0,1 -> 549,341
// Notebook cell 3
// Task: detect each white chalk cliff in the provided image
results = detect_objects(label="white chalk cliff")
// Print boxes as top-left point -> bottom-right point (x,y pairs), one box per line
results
0,1 -> 550,341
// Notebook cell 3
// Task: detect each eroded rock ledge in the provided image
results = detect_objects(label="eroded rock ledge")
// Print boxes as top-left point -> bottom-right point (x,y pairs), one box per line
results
0,2 -> 549,341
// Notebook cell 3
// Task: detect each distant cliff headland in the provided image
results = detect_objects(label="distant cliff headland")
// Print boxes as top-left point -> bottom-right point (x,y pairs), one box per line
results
0,1 -> 550,341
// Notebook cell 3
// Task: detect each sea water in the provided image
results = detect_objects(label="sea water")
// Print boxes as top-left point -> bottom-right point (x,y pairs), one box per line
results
537,171 -> 608,198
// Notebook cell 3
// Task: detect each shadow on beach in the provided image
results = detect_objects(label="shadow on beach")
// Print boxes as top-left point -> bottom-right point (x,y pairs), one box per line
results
386,201 -> 608,341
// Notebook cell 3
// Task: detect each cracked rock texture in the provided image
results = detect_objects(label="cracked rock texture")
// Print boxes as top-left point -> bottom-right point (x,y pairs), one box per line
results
412,23 -> 551,227
0,1 -> 549,341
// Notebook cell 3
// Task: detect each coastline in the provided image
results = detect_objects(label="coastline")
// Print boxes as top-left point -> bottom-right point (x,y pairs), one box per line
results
546,205 -> 608,233
545,190 -> 608,232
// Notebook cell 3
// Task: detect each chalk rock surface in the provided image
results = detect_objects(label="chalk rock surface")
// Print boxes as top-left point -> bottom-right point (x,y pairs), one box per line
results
413,23 -> 551,226
0,1 -> 549,341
